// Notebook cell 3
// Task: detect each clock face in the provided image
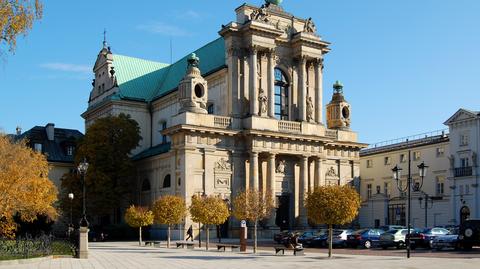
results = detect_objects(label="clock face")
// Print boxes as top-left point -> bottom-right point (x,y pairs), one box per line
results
342,106 -> 350,119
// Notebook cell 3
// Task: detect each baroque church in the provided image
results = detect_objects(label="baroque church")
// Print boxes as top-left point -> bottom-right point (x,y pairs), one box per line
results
82,0 -> 367,238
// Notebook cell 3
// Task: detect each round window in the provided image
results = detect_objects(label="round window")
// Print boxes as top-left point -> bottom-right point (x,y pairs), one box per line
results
342,106 -> 350,119
194,84 -> 204,98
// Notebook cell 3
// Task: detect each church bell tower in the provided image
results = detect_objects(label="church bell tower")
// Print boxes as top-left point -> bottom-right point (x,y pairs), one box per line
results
326,81 -> 351,129
178,53 -> 208,114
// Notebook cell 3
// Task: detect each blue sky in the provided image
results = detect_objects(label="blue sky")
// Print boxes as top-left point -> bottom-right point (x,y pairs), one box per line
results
0,0 -> 479,144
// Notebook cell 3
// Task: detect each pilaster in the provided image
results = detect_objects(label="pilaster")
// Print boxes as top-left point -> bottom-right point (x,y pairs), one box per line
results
298,56 -> 307,121
314,58 -> 323,124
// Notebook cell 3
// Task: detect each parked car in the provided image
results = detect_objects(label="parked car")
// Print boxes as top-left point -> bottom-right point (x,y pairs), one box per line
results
298,230 -> 326,246
458,219 -> 480,250
378,229 -> 408,249
309,229 -> 350,248
408,227 -> 450,249
432,228 -> 460,250
379,225 -> 406,232
274,231 -> 291,243
346,228 -> 384,249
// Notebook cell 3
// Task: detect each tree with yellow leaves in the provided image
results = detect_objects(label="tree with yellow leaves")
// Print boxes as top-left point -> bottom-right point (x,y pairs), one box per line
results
232,189 -> 273,253
124,205 -> 154,246
0,134 -> 58,238
305,185 -> 361,258
152,195 -> 186,248
189,194 -> 230,250
0,0 -> 43,58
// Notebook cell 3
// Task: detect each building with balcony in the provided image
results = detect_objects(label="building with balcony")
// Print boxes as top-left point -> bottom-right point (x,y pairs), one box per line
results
359,109 -> 479,228
81,0 -> 366,238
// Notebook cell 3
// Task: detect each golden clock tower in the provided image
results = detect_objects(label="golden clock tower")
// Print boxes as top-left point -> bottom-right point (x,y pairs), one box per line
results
326,81 -> 351,129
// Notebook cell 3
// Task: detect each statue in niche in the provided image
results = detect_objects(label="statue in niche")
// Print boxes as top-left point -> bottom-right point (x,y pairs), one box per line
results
306,95 -> 314,122
304,17 -> 316,33
258,88 -> 268,116
276,160 -> 286,174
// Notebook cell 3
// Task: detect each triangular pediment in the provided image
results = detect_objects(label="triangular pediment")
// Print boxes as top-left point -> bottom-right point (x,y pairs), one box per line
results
444,109 -> 479,125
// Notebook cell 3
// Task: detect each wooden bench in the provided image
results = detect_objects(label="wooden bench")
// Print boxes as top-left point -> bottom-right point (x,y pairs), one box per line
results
274,246 -> 304,256
176,242 -> 195,249
144,241 -> 160,247
216,244 -> 241,252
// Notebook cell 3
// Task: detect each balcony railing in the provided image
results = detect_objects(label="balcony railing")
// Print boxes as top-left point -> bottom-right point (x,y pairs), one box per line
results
278,120 -> 301,133
455,166 -> 473,177
213,116 -> 232,128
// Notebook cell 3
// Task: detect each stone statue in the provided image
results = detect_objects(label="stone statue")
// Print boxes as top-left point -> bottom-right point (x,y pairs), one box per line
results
306,95 -> 314,122
304,17 -> 316,33
276,160 -> 286,174
250,4 -> 270,23
258,88 -> 268,116
325,166 -> 337,178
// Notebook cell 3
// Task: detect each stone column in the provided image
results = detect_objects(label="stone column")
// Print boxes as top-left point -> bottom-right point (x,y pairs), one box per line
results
249,151 -> 259,190
298,155 -> 309,227
268,49 -> 275,118
314,157 -> 322,187
267,153 -> 276,227
249,47 -> 258,116
78,226 -> 89,259
298,56 -> 307,121
314,59 -> 323,124
228,47 -> 240,116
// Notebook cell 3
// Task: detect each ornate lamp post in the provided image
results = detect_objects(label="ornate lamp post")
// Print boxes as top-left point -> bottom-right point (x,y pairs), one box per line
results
418,193 -> 433,227
68,193 -> 74,235
77,158 -> 89,227
392,154 -> 428,258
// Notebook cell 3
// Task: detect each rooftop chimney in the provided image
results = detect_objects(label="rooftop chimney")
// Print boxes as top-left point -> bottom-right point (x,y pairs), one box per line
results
46,123 -> 55,141
15,126 -> 22,136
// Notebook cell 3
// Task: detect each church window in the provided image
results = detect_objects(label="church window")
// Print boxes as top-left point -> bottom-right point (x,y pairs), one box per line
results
207,103 -> 214,114
436,176 -> 445,196
162,174 -> 171,188
160,121 -> 167,144
460,133 -> 469,146
413,151 -> 421,161
400,153 -> 406,163
34,143 -> 42,152
367,184 -> 372,198
67,146 -> 74,156
436,147 -> 445,157
366,159 -> 373,168
274,68 -> 289,120
384,156 -> 391,165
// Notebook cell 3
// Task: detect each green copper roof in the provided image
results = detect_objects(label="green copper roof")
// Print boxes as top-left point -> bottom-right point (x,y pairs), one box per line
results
112,55 -> 170,101
110,37 -> 225,102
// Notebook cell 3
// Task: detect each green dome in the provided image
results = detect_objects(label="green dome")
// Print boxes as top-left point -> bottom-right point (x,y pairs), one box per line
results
266,0 -> 283,5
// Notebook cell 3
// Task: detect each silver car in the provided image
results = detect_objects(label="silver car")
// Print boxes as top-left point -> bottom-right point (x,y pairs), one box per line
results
378,229 -> 408,249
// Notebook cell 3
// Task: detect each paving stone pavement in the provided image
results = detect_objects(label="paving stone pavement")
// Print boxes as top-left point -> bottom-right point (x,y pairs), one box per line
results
2,241 -> 480,269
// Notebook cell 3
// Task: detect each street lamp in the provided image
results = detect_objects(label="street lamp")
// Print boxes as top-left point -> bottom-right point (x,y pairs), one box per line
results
77,158 -> 89,227
418,193 -> 433,227
68,193 -> 74,235
392,152 -> 428,258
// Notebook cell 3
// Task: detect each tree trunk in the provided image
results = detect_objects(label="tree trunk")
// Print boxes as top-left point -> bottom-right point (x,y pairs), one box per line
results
139,226 -> 143,246
206,225 -> 210,250
328,224 -> 333,258
198,223 -> 202,248
254,221 -> 258,254
167,225 -> 171,248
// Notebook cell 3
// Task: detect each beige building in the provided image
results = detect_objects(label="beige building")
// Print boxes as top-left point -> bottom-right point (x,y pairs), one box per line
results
359,109 -> 480,228
82,1 -> 366,238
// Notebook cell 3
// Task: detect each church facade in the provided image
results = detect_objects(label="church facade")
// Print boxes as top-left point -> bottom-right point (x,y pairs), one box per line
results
82,1 -> 366,238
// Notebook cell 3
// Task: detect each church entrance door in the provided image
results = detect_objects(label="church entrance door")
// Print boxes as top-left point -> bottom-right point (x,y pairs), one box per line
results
275,195 -> 290,231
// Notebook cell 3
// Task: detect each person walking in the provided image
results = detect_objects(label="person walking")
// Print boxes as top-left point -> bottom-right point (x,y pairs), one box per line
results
186,225 -> 193,241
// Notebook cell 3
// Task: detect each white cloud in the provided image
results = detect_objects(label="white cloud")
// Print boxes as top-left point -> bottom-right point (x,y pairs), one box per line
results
177,10 -> 201,20
136,22 -> 191,37
40,63 -> 91,73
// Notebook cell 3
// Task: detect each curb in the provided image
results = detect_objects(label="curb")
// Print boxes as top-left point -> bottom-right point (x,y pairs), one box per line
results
0,255 -> 73,265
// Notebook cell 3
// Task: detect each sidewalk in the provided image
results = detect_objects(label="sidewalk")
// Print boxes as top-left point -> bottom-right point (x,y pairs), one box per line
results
1,241 -> 479,269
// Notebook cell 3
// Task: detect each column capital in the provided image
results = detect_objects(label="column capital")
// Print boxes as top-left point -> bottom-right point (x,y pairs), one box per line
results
227,47 -> 241,57
248,45 -> 259,55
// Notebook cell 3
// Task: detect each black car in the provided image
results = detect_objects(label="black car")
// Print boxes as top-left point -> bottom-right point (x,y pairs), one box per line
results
298,230 -> 326,246
407,228 -> 449,249
458,219 -> 480,250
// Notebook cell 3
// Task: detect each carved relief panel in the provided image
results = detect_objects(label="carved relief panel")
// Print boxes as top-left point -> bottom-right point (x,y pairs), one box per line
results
214,157 -> 232,189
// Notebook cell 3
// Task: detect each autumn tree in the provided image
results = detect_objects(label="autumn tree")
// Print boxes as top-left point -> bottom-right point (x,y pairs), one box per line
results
232,189 -> 273,253
152,195 -> 187,248
189,195 -> 230,250
305,185 -> 361,258
0,134 -> 57,238
0,0 -> 43,58
60,113 -> 141,226
124,205 -> 154,246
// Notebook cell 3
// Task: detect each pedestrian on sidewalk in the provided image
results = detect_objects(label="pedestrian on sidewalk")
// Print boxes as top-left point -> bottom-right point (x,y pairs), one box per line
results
186,225 -> 193,241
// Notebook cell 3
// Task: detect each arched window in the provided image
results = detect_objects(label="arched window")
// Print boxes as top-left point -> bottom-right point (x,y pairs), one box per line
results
274,68 -> 289,120
141,178 -> 151,191
162,174 -> 171,188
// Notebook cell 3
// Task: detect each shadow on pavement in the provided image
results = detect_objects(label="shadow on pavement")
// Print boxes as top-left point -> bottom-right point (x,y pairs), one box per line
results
158,255 -> 261,261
